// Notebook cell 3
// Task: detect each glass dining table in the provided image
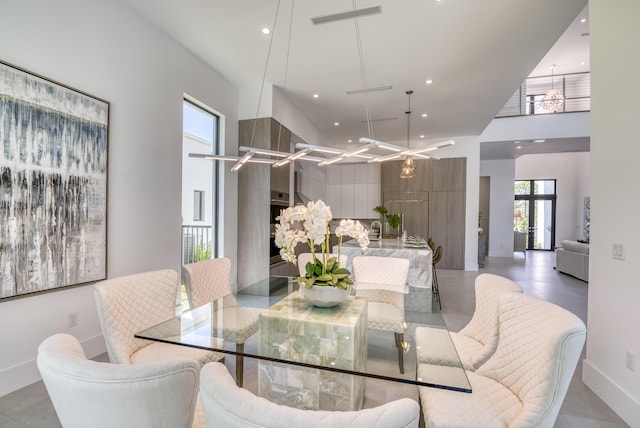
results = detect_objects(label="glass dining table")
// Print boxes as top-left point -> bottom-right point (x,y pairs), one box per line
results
135,276 -> 470,410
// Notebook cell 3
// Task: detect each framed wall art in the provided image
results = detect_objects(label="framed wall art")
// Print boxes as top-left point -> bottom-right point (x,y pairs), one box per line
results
0,61 -> 109,300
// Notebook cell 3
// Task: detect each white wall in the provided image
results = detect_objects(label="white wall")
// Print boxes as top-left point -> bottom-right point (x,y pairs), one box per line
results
583,1 -> 640,426
297,162 -> 327,203
480,160 -> 516,257
0,0 -> 239,396
272,86 -> 331,147
516,152 -> 591,244
481,111 -> 589,141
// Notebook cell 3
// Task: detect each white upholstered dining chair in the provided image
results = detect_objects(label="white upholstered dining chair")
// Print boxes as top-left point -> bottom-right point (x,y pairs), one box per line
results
352,256 -> 410,373
415,273 -> 522,371
297,252 -> 348,277
419,292 -> 586,428
37,333 -> 201,428
182,257 -> 262,386
93,269 -> 222,367
199,361 -> 420,428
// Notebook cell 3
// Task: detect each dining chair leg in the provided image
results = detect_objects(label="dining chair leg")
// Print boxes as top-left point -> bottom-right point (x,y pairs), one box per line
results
394,333 -> 405,374
236,343 -> 244,387
432,265 -> 441,310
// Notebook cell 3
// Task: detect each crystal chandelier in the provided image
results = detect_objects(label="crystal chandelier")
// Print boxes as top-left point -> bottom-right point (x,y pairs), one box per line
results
539,64 -> 564,112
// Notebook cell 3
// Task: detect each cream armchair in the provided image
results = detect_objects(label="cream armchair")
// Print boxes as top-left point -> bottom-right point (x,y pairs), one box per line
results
37,333 -> 200,428
182,257 -> 262,386
352,256 -> 410,373
199,361 -> 420,428
419,293 -> 586,427
416,273 -> 522,371
93,269 -> 222,366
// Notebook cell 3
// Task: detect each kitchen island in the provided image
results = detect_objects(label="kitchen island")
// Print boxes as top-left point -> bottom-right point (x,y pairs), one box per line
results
335,238 -> 433,312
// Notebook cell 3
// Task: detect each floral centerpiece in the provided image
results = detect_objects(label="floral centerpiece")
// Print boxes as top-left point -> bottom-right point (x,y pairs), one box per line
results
274,200 -> 369,292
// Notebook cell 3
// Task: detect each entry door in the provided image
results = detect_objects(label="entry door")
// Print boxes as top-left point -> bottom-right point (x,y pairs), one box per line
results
514,180 -> 556,251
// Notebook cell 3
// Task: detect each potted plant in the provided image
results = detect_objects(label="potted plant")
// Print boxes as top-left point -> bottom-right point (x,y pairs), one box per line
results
373,205 -> 401,236
274,200 -> 369,306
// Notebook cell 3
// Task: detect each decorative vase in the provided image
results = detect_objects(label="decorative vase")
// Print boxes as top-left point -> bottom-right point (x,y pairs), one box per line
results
299,283 -> 351,308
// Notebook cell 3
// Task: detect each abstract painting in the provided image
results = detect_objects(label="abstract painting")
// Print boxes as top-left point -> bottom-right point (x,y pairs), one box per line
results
0,61 -> 108,300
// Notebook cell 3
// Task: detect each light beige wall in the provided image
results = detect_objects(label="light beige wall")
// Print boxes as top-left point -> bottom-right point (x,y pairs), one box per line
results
583,1 -> 640,426
0,0 -> 239,396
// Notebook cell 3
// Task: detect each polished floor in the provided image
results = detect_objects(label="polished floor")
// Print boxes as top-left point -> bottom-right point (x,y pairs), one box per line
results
0,252 -> 629,427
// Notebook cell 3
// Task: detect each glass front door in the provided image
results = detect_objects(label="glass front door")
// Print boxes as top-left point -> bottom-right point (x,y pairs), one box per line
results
514,180 -> 556,251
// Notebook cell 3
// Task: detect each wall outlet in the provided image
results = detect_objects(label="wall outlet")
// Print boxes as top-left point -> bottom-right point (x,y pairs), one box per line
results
612,243 -> 625,261
68,312 -> 79,328
626,350 -> 636,372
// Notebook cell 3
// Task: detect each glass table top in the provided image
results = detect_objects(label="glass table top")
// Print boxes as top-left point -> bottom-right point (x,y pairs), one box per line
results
135,276 -> 471,393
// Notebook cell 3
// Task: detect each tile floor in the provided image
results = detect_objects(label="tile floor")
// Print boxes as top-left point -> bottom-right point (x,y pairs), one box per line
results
0,252 -> 629,427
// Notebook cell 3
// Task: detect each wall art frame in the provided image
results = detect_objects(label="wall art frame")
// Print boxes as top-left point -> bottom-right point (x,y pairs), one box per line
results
0,60 -> 109,300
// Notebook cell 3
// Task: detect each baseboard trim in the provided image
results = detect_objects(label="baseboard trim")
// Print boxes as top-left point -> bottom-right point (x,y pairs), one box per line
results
0,334 -> 106,398
582,358 -> 640,427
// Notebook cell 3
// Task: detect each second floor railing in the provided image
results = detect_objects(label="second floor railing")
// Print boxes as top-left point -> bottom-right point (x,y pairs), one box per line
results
496,71 -> 590,117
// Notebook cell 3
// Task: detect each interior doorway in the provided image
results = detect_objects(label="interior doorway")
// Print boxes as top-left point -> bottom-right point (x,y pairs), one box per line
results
514,180 -> 556,251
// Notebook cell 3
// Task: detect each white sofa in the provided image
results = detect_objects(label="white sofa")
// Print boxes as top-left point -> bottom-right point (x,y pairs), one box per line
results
555,240 -> 589,281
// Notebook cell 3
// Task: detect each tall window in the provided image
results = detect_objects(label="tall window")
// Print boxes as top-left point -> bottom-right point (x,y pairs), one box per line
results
193,190 -> 205,221
182,98 -> 220,265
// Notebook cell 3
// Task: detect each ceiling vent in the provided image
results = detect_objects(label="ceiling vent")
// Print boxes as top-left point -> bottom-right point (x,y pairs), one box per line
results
346,85 -> 393,95
311,6 -> 381,25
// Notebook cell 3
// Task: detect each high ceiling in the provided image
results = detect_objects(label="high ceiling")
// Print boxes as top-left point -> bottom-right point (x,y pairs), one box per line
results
119,0 -> 588,157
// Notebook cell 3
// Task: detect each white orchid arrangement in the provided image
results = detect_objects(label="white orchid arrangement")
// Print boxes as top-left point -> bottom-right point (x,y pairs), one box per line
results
274,199 -> 369,289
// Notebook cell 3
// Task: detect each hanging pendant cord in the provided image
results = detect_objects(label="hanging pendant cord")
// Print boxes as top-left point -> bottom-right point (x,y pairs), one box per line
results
250,0 -> 282,148
353,0 -> 374,140
406,90 -> 412,148
276,0 -> 295,153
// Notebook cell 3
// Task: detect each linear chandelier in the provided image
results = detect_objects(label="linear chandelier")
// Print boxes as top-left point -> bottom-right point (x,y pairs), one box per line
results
189,138 -> 455,168
189,1 -> 454,171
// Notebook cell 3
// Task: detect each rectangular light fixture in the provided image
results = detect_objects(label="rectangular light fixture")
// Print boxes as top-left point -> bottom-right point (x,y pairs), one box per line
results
311,6 -> 381,25
346,85 -> 393,95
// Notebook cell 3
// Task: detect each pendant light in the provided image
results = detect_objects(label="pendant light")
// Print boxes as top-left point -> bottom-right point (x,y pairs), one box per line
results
539,64 -> 564,112
400,90 -> 416,178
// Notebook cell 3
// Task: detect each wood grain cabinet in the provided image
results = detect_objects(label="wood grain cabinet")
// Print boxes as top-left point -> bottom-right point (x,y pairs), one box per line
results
381,157 -> 466,269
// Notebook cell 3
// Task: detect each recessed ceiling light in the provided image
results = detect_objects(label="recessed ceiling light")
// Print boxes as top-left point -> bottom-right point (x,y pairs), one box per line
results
425,79 -> 433,85
533,139 -> 546,143
581,61 -> 585,65
581,18 -> 587,23
421,113 -> 428,117
313,94 -> 319,98
260,27 -> 271,35
347,139 -> 352,143
334,122 -> 339,126
516,146 -> 522,149
420,135 -> 425,138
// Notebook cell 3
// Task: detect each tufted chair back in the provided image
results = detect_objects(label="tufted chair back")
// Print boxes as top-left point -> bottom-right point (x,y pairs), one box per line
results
38,334 -> 199,428
477,293 -> 586,427
200,362 -> 420,428
93,269 -> 179,364
456,273 -> 523,369
182,257 -> 232,309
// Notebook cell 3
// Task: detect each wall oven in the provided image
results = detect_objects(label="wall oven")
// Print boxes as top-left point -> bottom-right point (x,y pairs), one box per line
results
270,191 -> 289,264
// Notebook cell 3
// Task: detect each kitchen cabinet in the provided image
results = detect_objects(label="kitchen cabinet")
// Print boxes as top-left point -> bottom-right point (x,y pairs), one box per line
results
326,164 -> 380,218
381,157 -> 466,269
237,117 -> 291,287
